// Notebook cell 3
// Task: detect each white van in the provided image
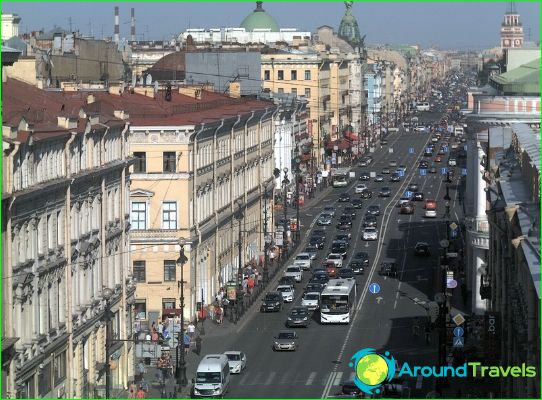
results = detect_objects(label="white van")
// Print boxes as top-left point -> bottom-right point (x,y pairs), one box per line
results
193,354 -> 230,398
416,102 -> 430,112
454,126 -> 464,136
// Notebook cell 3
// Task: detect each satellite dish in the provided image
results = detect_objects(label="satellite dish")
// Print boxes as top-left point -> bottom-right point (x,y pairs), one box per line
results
145,74 -> 153,86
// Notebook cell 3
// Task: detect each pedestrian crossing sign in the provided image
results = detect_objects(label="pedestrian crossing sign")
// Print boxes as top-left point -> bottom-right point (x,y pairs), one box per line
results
419,168 -> 427,176
453,337 -> 464,347
461,168 -> 467,176
405,191 -> 413,198
443,146 -> 448,153
441,167 -> 448,175
409,147 -> 415,154
398,170 -> 405,177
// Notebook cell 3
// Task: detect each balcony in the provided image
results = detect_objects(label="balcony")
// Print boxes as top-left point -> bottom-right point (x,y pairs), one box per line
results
465,216 -> 489,249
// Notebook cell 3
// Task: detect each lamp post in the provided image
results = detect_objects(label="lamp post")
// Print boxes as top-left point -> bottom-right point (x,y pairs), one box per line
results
294,154 -> 301,242
263,188 -> 269,284
282,168 -> 290,261
235,199 -> 244,323
175,238 -> 188,388
436,238 -> 450,394
102,287 -> 114,399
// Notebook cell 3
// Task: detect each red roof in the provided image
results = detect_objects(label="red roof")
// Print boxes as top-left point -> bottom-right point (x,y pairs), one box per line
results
326,139 -> 352,151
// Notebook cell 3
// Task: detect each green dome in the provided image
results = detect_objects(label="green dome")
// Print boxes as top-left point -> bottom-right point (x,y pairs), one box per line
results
240,1 -> 279,32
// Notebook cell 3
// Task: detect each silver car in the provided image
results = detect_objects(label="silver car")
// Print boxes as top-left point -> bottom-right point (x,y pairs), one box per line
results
301,292 -> 320,311
224,351 -> 247,374
284,265 -> 303,282
273,331 -> 299,351
276,285 -> 294,302
362,227 -> 378,241
294,253 -> 312,270
317,213 -> 332,226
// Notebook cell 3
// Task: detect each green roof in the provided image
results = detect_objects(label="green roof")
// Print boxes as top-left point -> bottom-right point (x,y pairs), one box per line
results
240,1 -> 279,32
491,59 -> 540,95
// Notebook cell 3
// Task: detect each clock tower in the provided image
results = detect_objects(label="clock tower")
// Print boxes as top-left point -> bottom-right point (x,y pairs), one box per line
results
500,1 -> 523,49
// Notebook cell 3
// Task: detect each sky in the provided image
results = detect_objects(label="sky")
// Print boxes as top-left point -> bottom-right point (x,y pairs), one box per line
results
3,1 -> 540,50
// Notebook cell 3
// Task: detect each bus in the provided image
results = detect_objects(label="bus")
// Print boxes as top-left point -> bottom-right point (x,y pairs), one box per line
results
320,279 -> 357,324
331,168 -> 351,188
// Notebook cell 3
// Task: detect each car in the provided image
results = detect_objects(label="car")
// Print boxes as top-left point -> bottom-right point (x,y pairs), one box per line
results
374,175 -> 384,182
284,265 -> 303,282
407,183 -> 419,191
397,196 -> 412,207
224,351 -> 247,374
276,285 -> 295,302
340,381 -> 363,397
309,272 -> 329,287
360,189 -> 373,199
414,242 -> 431,256
358,159 -> 368,167
412,192 -> 424,201
323,206 -> 336,217
304,282 -> 324,295
351,198 -> 363,209
359,171 -> 370,181
260,292 -> 283,312
362,227 -> 378,241
331,240 -> 349,259
437,149 -> 445,155
366,205 -> 381,216
424,199 -> 437,209
286,306 -> 311,328
448,158 -> 457,166
337,219 -> 353,230
379,260 -> 398,277
434,156 -> 442,163
309,236 -> 325,249
301,292 -> 320,311
278,275 -> 297,287
304,246 -> 318,260
338,193 -> 351,202
338,268 -> 355,280
380,139 -> 388,145
400,202 -> 415,214
398,165 -> 407,172
343,207 -> 357,219
326,253 -> 343,267
424,150 -> 433,157
355,183 -> 368,193
363,215 -> 377,228
431,137 -> 439,143
317,213 -> 333,226
353,251 -> 370,265
348,261 -> 365,275
379,187 -> 392,197
335,233 -> 352,242
294,253 -> 312,270
324,262 -> 339,278
419,161 -> 429,169
389,160 -> 398,167
382,167 -> 391,174
414,126 -> 426,132
425,209 -> 437,218
429,166 -> 437,174
390,173 -> 401,182
273,330 -> 299,351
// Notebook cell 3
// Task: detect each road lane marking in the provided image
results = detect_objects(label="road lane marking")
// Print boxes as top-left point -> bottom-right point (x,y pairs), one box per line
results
239,370 -> 252,386
265,371 -> 276,386
322,372 -> 336,398
348,372 -> 356,382
305,371 -> 317,386
333,372 -> 344,386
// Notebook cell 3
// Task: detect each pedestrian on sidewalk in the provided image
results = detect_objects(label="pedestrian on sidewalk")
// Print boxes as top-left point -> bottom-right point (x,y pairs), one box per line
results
136,386 -> 146,398
216,305 -> 223,324
128,388 -> 136,398
187,322 -> 196,339
208,303 -> 215,322
183,332 -> 191,354
195,335 -> 202,356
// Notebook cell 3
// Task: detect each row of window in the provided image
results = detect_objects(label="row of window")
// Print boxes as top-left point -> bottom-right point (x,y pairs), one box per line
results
133,152 -> 177,174
264,69 -> 312,81
275,87 -> 311,98
131,201 -> 178,230
133,260 -> 177,282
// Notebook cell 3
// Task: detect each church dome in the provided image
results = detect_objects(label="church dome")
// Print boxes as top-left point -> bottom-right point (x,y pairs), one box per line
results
240,1 -> 279,32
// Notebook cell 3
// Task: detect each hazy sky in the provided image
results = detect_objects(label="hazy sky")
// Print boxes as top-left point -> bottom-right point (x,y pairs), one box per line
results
3,1 -> 540,49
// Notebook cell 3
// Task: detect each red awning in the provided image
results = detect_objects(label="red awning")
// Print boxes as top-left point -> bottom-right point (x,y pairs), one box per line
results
326,138 -> 352,151
344,130 -> 358,141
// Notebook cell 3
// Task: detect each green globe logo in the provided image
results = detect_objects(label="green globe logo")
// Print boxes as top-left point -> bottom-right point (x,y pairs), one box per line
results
356,354 -> 389,386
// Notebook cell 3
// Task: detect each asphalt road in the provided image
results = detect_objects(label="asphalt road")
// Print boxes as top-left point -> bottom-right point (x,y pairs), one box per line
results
188,111 -> 466,398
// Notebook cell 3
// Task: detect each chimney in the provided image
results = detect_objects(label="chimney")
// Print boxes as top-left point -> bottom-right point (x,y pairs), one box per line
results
131,8 -> 136,43
114,6 -> 120,44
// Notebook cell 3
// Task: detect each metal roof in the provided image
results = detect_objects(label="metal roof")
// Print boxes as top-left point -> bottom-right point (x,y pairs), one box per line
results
510,123 -> 541,169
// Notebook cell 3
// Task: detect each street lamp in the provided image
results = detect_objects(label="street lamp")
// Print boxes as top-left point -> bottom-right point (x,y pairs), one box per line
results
263,189 -> 270,284
282,168 -> 290,261
176,238 -> 188,388
235,199 -> 244,323
102,287 -> 114,400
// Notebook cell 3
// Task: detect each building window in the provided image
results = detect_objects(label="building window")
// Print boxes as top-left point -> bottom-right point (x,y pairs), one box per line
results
38,362 -> 52,397
264,70 -> 270,80
162,201 -> 177,229
305,88 -> 311,98
162,298 -> 176,310
133,152 -> 146,173
163,260 -> 176,282
163,152 -> 176,173
131,202 -> 147,230
277,88 -> 284,94
304,70 -> 311,80
53,351 -> 66,386
277,70 -> 284,80
134,300 -> 146,319
133,261 -> 146,282
291,88 -> 297,96
291,70 -> 297,80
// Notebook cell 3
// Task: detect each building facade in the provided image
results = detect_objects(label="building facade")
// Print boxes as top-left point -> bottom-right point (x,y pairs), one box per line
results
1,13 -> 21,41
2,78 -> 135,398
500,2 -> 524,49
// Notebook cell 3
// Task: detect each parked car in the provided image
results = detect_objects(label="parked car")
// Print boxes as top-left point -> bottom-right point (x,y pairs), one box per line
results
272,331 -> 299,351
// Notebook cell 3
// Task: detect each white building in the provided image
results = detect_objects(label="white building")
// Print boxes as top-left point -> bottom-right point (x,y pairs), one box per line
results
1,13 -> 21,41
180,27 -> 311,45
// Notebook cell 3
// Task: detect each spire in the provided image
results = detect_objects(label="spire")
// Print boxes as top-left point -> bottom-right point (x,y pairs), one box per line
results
338,1 -> 364,49
256,1 -> 263,11
507,1 -> 517,14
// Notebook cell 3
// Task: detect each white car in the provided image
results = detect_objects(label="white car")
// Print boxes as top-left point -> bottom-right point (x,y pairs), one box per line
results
224,351 -> 247,374
425,209 -> 437,218
355,183 -> 368,193
284,265 -> 303,282
301,292 -> 320,311
362,227 -> 378,241
276,285 -> 295,302
448,159 -> 457,166
326,253 -> 343,267
294,253 -> 312,270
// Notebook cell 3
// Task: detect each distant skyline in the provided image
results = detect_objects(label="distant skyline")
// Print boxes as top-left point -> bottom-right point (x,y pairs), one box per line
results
3,1 -> 540,50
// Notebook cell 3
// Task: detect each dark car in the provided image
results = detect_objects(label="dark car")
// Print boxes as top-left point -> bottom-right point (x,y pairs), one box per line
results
310,273 -> 329,286
351,198 -> 363,209
390,173 -> 401,182
313,229 -> 327,238
343,207 -> 357,219
414,242 -> 431,256
335,233 -> 352,243
353,251 -> 370,267
400,202 -> 415,214
286,306 -> 311,328
366,205 -> 381,216
380,139 -> 388,145
359,171 -> 370,181
304,246 -> 319,260
363,215 -> 378,228
309,236 -> 325,249
429,166 -> 437,174
348,261 -> 365,275
424,150 -> 433,157
260,292 -> 283,312
337,268 -> 355,280
379,186 -> 392,197
407,183 -> 419,191
279,275 -> 297,287
360,189 -> 373,199
379,260 -> 398,278
374,175 -> 384,182
304,282 -> 324,294
341,381 -> 362,397
419,161 -> 429,169
413,192 -> 424,201
339,193 -> 350,202
382,167 -> 391,174
331,240 -> 349,259
337,219 -> 353,230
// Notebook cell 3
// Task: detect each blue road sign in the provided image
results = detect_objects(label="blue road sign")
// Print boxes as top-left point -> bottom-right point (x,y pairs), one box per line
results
405,191 -> 413,198
426,147 -> 432,153
451,229 -> 458,238
453,327 -> 464,337
453,337 -> 465,347
443,146 -> 449,153
409,147 -> 415,154
398,170 -> 405,177
441,167 -> 448,175
369,283 -> 381,294
464,145 -> 468,151
419,168 -> 427,176
461,168 -> 468,176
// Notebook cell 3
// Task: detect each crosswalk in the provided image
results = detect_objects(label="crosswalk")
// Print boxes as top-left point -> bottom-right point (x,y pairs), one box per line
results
230,370 -> 356,388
